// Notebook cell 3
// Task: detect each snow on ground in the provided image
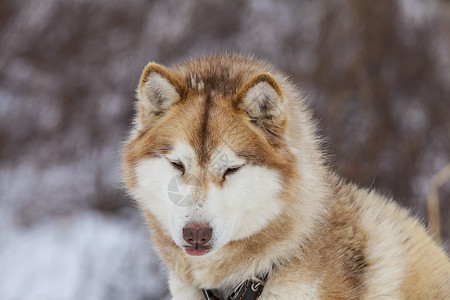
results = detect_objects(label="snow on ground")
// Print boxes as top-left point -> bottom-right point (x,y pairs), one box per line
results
0,212 -> 170,300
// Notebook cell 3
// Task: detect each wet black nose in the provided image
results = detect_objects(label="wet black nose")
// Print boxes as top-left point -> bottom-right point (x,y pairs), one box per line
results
182,223 -> 212,246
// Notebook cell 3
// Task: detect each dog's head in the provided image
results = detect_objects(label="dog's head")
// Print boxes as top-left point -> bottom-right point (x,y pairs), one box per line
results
122,56 -> 317,257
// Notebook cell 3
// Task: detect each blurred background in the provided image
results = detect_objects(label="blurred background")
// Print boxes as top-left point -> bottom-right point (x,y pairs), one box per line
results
1,0 -> 449,299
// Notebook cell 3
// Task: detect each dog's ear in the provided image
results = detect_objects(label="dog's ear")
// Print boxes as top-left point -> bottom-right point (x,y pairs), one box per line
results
136,63 -> 186,130
235,73 -> 286,137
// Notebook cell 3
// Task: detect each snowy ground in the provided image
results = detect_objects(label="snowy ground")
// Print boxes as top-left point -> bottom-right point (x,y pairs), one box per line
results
0,212 -> 170,300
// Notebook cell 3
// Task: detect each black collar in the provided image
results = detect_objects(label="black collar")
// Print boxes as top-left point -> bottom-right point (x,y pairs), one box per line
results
202,272 -> 269,300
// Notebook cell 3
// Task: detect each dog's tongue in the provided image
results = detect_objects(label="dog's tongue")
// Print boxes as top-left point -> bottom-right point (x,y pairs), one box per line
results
185,248 -> 207,256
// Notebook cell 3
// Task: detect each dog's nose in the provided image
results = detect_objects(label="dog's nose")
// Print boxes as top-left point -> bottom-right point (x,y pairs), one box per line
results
182,223 -> 212,246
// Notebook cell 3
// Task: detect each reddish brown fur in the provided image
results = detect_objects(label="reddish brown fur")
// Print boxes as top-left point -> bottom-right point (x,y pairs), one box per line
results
122,54 -> 450,299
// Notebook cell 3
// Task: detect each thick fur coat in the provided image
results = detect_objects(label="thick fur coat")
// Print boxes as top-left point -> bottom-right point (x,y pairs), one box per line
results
122,54 -> 450,299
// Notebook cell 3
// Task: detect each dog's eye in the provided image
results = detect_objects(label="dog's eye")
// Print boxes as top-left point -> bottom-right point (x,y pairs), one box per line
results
223,165 -> 242,180
170,161 -> 185,175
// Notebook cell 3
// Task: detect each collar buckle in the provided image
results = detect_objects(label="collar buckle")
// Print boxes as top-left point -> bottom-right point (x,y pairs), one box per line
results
202,271 -> 270,300
228,279 -> 247,300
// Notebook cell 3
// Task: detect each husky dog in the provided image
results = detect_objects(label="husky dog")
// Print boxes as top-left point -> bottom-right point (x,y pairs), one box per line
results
122,54 -> 449,299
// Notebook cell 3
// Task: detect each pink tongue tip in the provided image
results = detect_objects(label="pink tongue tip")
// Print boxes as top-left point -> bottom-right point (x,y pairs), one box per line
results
185,248 -> 207,256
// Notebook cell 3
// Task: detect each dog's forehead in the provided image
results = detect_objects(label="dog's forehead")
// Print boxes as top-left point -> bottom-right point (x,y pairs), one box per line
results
166,92 -> 246,163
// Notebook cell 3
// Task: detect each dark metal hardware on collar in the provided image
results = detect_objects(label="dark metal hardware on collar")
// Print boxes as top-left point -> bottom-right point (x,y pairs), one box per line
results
228,280 -> 247,300
202,272 -> 268,300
